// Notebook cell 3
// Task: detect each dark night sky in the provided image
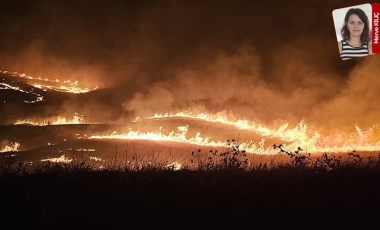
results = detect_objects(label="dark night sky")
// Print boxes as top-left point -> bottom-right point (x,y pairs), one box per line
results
0,0 -> 379,128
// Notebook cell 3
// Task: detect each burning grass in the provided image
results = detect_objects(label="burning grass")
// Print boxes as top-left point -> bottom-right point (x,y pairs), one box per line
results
2,140 -> 380,175
1,140 -> 380,228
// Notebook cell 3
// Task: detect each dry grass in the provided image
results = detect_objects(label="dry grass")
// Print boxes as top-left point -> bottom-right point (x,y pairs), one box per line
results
2,140 -> 380,175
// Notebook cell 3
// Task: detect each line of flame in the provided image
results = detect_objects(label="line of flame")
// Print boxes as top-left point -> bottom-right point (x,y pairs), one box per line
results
0,70 -> 98,94
89,125 -> 277,154
149,112 -> 312,142
147,112 -> 380,153
14,113 -> 89,126
41,155 -> 73,163
0,142 -> 20,153
0,82 -> 43,103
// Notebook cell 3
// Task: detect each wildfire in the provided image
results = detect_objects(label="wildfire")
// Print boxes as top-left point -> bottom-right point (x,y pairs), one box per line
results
0,82 -> 43,103
0,70 -> 98,94
41,155 -> 73,163
89,156 -> 103,162
3,66 -> 380,155
89,125 -> 276,154
0,142 -> 20,153
15,113 -> 89,126
73,148 -> 95,152
31,82 -> 97,94
149,111 -> 311,142
146,111 -> 380,154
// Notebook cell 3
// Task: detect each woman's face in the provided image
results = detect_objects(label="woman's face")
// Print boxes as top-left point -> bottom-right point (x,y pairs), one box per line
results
347,14 -> 364,38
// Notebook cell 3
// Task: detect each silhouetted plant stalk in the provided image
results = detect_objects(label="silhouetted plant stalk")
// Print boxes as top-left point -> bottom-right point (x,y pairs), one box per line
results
272,144 -> 377,171
190,139 -> 249,171
2,140 -> 380,175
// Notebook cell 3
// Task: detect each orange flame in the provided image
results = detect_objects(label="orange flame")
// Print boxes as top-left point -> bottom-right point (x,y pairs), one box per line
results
89,125 -> 276,154
0,142 -> 20,153
89,156 -> 103,162
147,111 -> 380,154
41,155 -> 73,163
0,82 -> 43,103
15,113 -> 89,126
1,70 -> 98,94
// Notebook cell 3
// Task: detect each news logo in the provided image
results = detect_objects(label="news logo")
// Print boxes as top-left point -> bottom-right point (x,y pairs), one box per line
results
332,2 -> 380,60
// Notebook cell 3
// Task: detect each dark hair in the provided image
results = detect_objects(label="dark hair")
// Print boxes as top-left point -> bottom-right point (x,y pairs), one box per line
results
341,8 -> 370,44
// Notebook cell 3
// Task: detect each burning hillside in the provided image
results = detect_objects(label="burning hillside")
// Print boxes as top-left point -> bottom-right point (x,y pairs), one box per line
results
1,67 -> 380,163
0,70 -> 97,95
1,0 -> 380,164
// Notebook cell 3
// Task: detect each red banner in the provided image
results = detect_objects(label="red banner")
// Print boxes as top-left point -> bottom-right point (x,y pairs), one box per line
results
372,2 -> 380,53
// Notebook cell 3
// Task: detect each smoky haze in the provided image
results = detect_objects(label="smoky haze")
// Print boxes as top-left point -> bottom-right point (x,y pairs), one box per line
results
0,0 -> 378,129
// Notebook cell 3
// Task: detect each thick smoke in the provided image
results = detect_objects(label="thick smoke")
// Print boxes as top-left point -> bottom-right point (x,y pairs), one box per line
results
311,55 -> 380,128
0,0 -> 377,128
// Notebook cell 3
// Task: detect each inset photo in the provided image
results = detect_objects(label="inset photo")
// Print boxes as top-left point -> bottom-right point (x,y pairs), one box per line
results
332,3 -> 373,60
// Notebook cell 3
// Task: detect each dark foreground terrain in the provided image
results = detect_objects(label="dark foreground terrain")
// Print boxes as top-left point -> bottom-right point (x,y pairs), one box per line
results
1,168 -> 380,229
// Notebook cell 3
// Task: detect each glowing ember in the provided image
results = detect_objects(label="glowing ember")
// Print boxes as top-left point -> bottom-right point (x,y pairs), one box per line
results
61,148 -> 96,152
166,162 -> 182,170
0,142 -> 20,153
41,155 -> 73,163
132,116 -> 141,123
75,148 -> 95,152
15,113 -> 89,126
89,156 -> 103,162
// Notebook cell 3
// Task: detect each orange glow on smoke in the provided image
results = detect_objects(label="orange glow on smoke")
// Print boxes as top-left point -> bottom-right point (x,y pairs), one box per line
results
3,66 -> 380,156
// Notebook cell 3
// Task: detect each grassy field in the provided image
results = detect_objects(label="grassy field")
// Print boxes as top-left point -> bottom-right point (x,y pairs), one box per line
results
1,146 -> 380,229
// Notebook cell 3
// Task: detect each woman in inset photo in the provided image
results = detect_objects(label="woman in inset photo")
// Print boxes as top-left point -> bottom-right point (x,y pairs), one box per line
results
338,8 -> 372,60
